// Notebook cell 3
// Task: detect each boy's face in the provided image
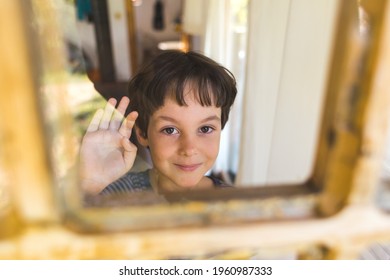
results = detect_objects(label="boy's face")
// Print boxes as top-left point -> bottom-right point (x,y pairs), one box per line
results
136,91 -> 222,191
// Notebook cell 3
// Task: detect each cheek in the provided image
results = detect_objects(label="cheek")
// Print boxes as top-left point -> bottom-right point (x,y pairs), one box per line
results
201,134 -> 221,158
148,134 -> 175,159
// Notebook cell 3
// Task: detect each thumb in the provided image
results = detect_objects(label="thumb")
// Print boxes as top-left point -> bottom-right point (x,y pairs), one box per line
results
122,137 -> 137,170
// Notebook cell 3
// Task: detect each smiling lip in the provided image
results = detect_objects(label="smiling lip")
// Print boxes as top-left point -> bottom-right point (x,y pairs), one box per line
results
174,163 -> 202,172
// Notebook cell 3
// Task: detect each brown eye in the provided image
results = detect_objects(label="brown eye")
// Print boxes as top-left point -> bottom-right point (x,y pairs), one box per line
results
199,126 -> 214,134
162,127 -> 178,135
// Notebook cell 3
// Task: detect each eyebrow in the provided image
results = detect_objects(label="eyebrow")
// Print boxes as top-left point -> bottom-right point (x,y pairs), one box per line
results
156,115 -> 221,123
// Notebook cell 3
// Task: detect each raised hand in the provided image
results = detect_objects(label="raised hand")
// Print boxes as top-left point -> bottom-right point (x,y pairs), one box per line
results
79,96 -> 138,195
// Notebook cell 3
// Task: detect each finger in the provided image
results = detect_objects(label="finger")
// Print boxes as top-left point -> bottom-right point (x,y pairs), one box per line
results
99,98 -> 117,130
117,96 -> 130,116
119,111 -> 138,139
110,96 -> 130,131
86,108 -> 104,132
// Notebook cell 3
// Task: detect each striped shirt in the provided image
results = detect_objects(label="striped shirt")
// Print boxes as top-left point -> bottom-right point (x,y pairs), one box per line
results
100,169 -> 229,195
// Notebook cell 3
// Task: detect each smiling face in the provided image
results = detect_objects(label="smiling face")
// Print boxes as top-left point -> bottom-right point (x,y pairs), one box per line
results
136,90 -> 222,192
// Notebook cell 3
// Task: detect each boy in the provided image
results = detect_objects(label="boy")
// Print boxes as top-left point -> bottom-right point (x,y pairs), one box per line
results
80,50 -> 237,195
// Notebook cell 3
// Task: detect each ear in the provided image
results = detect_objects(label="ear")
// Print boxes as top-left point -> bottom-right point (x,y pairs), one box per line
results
135,126 -> 149,147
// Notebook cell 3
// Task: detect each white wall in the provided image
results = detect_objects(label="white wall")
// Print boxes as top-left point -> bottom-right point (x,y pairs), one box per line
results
237,0 -> 339,186
108,0 -> 132,81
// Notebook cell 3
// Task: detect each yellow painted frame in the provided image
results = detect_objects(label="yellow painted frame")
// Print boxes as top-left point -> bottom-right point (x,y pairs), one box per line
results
0,0 -> 390,259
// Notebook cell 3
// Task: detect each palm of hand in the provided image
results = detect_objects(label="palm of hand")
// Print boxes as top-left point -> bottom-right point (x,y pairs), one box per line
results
80,129 -> 133,186
79,97 -> 139,195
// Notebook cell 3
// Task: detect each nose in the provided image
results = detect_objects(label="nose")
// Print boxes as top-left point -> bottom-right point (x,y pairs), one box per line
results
178,134 -> 197,156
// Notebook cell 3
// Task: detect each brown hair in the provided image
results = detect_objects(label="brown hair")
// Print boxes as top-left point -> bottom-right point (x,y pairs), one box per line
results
127,50 -> 237,137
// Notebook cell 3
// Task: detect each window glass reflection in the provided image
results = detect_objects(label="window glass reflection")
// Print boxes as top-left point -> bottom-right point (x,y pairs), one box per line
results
33,0 -> 339,205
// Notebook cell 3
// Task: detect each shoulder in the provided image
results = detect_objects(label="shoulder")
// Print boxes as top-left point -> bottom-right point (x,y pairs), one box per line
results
100,169 -> 152,195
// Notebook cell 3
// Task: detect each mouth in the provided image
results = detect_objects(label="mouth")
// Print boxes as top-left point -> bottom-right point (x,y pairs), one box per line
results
174,163 -> 202,172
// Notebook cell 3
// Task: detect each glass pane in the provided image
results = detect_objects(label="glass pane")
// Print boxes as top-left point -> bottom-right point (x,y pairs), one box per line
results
30,1 -> 100,205
32,0 -> 339,208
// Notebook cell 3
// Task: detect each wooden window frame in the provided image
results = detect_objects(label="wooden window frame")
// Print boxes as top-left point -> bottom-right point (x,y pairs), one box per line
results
0,0 -> 390,259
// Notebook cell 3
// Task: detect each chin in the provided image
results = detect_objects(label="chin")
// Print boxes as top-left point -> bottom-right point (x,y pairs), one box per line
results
174,177 -> 204,189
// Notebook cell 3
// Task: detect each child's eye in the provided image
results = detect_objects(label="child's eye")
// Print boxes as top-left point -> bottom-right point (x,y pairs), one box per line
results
199,126 -> 214,134
162,127 -> 179,135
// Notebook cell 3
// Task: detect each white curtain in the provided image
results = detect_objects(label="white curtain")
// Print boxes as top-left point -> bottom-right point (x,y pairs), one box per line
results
236,0 -> 339,186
